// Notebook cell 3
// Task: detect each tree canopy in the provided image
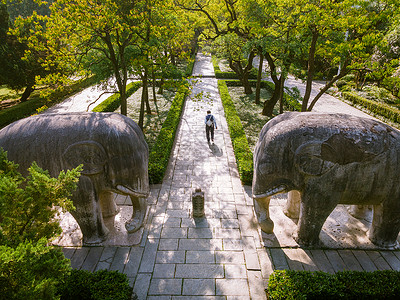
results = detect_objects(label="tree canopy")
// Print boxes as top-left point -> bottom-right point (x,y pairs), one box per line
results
1,0 -> 400,117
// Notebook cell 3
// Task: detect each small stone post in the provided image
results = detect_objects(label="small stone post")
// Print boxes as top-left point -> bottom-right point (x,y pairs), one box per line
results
192,188 -> 205,218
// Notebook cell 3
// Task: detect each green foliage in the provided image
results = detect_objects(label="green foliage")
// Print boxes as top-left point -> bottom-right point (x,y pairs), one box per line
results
58,269 -> 132,300
336,80 -> 348,90
0,149 -> 81,299
342,91 -> 400,124
0,239 -> 71,300
283,87 -> 302,112
148,81 -> 190,184
0,149 -> 82,247
267,269 -> 400,299
0,75 -> 98,129
218,80 -> 253,185
383,76 -> 400,99
342,74 -> 356,82
0,2 -> 52,101
92,81 -> 142,113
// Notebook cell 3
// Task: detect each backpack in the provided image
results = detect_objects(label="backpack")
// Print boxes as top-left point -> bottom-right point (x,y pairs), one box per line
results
206,115 -> 214,127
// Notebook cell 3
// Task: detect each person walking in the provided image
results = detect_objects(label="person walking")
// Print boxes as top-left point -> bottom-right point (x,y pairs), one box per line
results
205,110 -> 217,143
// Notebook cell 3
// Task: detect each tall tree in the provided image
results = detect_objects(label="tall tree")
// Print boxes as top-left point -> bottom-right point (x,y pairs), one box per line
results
303,0 -> 399,111
175,0 -> 256,94
0,2 -> 53,102
44,0 -> 149,116
244,0 -> 400,114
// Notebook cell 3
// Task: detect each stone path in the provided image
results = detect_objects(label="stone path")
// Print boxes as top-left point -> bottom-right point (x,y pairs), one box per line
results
45,78 -> 135,114
62,53 -> 400,299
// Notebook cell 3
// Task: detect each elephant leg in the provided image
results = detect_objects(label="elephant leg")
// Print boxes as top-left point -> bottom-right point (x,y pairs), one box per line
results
125,196 -> 147,233
284,190 -> 301,219
253,196 -> 274,233
100,191 -> 119,218
72,177 -> 109,245
368,203 -> 400,248
295,192 -> 337,247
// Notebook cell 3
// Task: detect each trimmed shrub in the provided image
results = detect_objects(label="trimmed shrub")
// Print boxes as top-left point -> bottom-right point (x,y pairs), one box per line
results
0,97 -> 47,129
336,79 -> 348,90
0,76 -> 98,129
92,81 -> 142,112
218,80 -> 253,185
267,269 -> 400,299
211,56 -> 257,80
58,269 -> 132,300
342,91 -> 400,124
148,82 -> 190,184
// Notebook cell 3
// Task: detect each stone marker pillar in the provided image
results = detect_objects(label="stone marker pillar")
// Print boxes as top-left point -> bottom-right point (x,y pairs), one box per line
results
192,188 -> 205,218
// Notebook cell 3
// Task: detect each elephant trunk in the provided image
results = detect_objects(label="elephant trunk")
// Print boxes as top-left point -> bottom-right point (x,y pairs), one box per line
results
116,184 -> 149,198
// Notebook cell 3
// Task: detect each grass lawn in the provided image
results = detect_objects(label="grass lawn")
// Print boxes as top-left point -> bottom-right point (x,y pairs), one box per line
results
227,86 -> 275,151
0,85 -> 42,110
124,87 -> 176,150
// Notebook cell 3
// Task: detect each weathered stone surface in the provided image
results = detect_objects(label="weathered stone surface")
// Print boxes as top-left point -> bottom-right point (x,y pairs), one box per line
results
0,112 -> 149,245
253,112 -> 400,248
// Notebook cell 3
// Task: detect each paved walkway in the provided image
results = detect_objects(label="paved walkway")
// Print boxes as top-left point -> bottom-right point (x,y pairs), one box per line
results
62,54 -> 400,299
45,78 -> 135,114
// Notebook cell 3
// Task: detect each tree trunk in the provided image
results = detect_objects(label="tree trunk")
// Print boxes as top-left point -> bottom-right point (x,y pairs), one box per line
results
307,70 -> 349,111
279,76 -> 285,114
102,32 -> 128,116
262,52 -> 281,116
255,52 -> 264,105
229,50 -> 255,95
242,76 -> 253,95
19,85 -> 34,102
138,91 -> 145,130
141,70 -> 151,114
120,88 -> 128,116
158,77 -> 164,94
262,75 -> 282,116
302,29 -> 319,112
152,68 -> 157,104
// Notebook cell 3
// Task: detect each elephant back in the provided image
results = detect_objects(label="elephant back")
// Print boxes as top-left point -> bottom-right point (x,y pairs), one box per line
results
0,112 -> 148,178
257,112 -> 400,159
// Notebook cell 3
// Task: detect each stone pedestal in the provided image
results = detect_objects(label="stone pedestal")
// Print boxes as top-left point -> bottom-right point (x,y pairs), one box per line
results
192,188 -> 205,218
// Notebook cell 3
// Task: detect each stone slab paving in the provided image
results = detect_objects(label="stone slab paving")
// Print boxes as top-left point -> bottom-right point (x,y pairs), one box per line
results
44,78 -> 135,114
63,53 -> 400,299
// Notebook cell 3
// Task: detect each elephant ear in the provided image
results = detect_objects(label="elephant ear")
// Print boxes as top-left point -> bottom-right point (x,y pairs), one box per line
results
294,142 -> 335,176
320,134 -> 377,164
295,135 -> 378,176
63,141 -> 108,175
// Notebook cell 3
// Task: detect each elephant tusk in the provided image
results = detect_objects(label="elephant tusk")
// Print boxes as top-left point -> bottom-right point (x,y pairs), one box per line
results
116,185 -> 149,198
253,185 -> 287,199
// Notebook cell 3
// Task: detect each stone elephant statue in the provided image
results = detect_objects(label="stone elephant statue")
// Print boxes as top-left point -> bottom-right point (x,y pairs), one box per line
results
252,112 -> 400,248
0,112 -> 149,245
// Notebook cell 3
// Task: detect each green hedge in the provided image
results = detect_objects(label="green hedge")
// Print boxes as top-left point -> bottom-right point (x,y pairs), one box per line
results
58,269 -> 132,300
211,56 -> 257,80
92,81 -> 142,112
342,91 -> 400,124
267,269 -> 400,299
148,82 -> 190,184
0,76 -> 98,129
218,80 -> 253,185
